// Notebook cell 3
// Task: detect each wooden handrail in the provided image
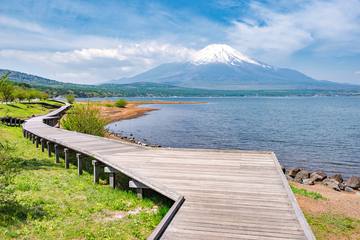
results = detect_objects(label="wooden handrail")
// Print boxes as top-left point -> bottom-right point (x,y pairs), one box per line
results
147,196 -> 185,240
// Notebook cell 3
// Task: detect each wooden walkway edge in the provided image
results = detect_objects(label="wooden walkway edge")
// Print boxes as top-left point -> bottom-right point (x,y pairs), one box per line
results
22,104 -> 315,240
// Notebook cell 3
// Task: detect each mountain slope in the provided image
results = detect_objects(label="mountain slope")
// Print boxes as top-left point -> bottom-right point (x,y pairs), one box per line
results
1,68 -> 359,97
0,69 -> 63,86
112,44 -> 357,90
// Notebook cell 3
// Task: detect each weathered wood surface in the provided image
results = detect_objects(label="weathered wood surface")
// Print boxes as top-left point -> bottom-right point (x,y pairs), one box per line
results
23,105 -> 315,240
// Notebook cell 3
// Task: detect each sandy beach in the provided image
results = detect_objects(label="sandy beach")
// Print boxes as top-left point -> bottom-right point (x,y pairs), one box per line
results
82,100 -> 206,123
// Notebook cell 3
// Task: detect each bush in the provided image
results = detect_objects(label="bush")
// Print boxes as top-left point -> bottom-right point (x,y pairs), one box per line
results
61,104 -> 106,136
115,99 -> 127,108
66,94 -> 75,104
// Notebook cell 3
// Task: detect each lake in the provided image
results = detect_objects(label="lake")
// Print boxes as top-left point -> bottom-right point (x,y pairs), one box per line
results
106,97 -> 360,177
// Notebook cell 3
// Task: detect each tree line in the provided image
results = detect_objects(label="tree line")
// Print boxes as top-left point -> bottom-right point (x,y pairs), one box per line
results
0,73 -> 48,103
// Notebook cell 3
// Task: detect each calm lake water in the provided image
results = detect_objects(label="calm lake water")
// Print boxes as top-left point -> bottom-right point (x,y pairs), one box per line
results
106,97 -> 360,177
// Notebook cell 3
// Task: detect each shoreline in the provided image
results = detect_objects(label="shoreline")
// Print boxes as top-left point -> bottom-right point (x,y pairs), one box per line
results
81,100 -> 205,146
81,100 -> 206,124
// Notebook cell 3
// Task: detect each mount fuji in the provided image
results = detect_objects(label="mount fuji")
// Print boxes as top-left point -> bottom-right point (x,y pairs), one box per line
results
110,44 -> 355,90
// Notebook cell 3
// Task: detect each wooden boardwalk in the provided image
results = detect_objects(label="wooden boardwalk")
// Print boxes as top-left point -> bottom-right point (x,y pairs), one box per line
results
23,105 -> 315,240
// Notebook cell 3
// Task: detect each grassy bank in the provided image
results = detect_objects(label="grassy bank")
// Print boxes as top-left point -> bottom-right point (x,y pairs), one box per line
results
306,213 -> 360,240
0,102 -> 169,239
292,184 -> 360,239
0,100 -> 63,119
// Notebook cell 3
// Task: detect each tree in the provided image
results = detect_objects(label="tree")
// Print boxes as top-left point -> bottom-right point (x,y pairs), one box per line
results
66,94 -> 75,104
24,89 -> 42,102
13,87 -> 27,102
25,90 -> 33,103
0,73 -> 15,103
39,92 -> 49,100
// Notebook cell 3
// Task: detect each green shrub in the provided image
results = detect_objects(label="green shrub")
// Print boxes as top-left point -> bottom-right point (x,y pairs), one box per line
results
104,103 -> 114,107
66,94 -> 75,104
61,104 -> 106,136
115,99 -> 127,108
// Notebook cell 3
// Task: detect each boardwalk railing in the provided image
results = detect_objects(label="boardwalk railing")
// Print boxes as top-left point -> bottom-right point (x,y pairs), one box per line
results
1,117 -> 24,127
22,104 -> 316,240
148,196 -> 185,240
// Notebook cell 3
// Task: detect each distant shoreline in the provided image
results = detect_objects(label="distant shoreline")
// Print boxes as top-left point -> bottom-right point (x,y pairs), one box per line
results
94,100 -> 206,123
78,100 -> 206,144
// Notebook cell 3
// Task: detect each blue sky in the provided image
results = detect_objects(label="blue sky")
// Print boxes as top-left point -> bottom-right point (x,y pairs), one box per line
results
0,0 -> 359,84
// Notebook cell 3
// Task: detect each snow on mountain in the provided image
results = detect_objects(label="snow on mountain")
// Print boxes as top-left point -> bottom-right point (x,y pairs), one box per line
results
191,44 -> 269,68
109,44 -> 356,90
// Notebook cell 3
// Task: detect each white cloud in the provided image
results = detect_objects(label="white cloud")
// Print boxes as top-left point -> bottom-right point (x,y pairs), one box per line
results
0,42 -> 194,84
52,48 -> 127,63
0,15 -> 45,33
228,0 -> 360,57
52,42 -> 194,64
0,14 -> 196,84
355,71 -> 360,75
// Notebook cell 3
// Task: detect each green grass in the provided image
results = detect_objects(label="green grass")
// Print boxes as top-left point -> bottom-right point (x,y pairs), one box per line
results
306,212 -> 360,240
291,184 -> 360,238
290,184 -> 325,200
0,100 -> 63,119
0,125 -> 169,239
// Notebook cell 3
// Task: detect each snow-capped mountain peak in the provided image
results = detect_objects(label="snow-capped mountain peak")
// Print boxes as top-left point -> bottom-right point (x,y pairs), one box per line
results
191,44 -> 262,66
110,43 -> 349,90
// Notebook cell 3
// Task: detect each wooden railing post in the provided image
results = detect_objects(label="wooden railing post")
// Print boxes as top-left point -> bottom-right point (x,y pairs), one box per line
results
54,144 -> 60,163
40,138 -> 45,152
76,153 -> 82,175
47,141 -> 51,157
129,179 -> 149,199
92,160 -> 103,184
104,166 -> 118,189
64,148 -> 69,169
35,136 -> 39,148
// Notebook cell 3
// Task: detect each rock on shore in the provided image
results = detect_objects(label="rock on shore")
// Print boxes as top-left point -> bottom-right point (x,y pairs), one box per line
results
284,167 -> 360,193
